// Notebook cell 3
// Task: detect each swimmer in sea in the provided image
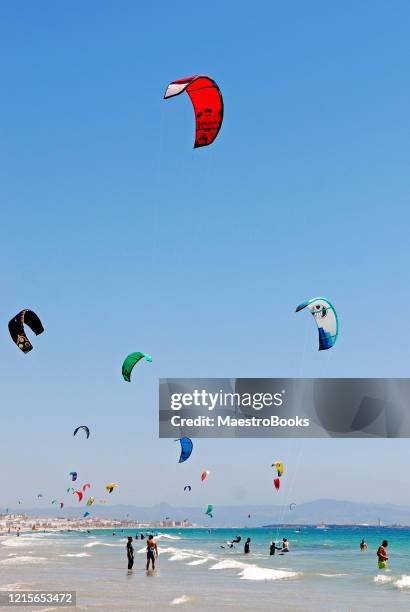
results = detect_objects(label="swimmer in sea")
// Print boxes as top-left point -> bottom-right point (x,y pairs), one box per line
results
269,541 -> 282,555
244,537 -> 251,554
377,540 -> 388,569
280,538 -> 290,553
146,535 -> 158,571
360,539 -> 368,551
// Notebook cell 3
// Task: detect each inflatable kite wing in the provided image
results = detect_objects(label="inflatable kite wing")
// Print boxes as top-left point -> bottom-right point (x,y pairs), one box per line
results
69,472 -> 77,482
164,75 -> 224,148
122,352 -> 152,382
296,297 -> 339,350
8,309 -> 44,353
176,437 -> 193,463
73,426 -> 90,439
74,490 -> 83,502
205,503 -> 213,518
272,461 -> 284,477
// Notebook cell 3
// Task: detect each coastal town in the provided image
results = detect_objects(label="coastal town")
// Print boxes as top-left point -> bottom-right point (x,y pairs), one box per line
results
0,513 -> 192,534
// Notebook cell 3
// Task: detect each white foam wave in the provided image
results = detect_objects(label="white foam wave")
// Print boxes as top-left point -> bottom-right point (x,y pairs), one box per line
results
84,541 -> 102,548
0,556 -> 47,565
374,574 -> 393,584
188,558 -> 212,566
210,559 -> 248,571
169,551 -> 202,562
155,533 -> 181,541
1,538 -> 32,548
59,553 -> 90,558
170,595 -> 193,606
82,541 -> 120,548
239,566 -> 298,581
319,573 -> 349,578
210,559 -> 297,581
394,575 -> 410,589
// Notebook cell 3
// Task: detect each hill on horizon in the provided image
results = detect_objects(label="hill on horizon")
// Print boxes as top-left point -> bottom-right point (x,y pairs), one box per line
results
5,498 -> 410,527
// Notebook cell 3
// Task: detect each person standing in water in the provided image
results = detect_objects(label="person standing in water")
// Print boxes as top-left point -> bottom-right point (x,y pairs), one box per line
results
281,538 -> 290,552
146,535 -> 158,570
360,539 -> 368,551
126,537 -> 134,570
377,540 -> 389,569
244,537 -> 251,554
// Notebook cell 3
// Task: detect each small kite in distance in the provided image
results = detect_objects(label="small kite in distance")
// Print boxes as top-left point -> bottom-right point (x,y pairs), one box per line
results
296,297 -> 339,351
122,352 -> 152,382
74,490 -> 83,502
73,426 -> 90,439
176,437 -> 193,463
205,504 -> 213,518
8,309 -> 44,353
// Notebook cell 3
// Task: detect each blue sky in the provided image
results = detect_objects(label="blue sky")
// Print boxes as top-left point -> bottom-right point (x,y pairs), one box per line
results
1,1 -> 410,511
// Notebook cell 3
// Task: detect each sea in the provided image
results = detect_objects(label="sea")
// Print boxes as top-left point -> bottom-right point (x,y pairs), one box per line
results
1,527 -> 410,611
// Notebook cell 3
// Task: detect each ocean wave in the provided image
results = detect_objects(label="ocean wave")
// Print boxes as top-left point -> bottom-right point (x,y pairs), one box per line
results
210,559 -> 298,581
210,559 -> 248,571
59,553 -> 90,558
374,574 -> 393,584
1,538 -> 32,548
155,533 -> 181,541
187,557 -> 215,566
394,575 -> 410,589
170,595 -> 194,606
0,556 -> 48,565
83,541 -> 102,548
239,566 -> 298,581
319,573 -> 349,578
83,541 -> 121,548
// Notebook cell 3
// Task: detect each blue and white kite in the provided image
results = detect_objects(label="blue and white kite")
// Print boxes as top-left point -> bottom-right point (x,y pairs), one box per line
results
296,297 -> 339,350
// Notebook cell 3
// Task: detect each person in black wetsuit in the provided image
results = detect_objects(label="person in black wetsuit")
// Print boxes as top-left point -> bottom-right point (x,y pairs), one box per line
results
244,537 -> 251,554
126,536 -> 134,570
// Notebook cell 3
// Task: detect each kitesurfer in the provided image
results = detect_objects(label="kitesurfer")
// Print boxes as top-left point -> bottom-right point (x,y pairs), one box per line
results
146,535 -> 158,570
377,540 -> 388,569
244,538 -> 251,554
360,539 -> 368,551
126,537 -> 134,570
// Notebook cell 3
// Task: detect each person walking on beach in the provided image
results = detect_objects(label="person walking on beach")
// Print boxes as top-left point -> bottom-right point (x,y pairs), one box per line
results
146,535 -> 158,571
376,540 -> 389,569
126,536 -> 134,570
244,537 -> 251,554
360,538 -> 368,551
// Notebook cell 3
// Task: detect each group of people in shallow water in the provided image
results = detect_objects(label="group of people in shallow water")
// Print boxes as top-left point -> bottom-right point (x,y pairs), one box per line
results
359,538 -> 389,569
125,533 -> 390,572
221,535 -> 290,555
126,534 -> 158,572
